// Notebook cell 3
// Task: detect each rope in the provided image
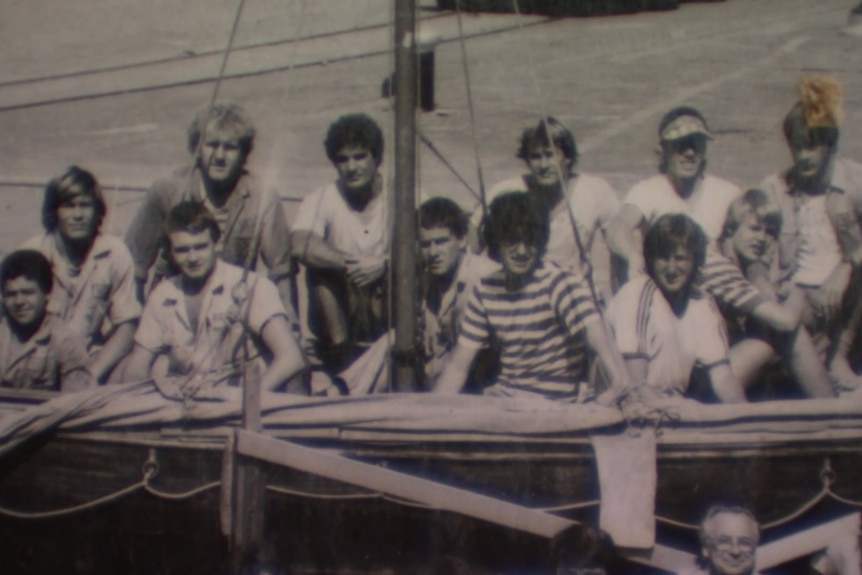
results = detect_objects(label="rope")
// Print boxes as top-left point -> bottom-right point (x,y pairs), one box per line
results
0,481 -> 147,520
538,499 -> 600,513
266,485 -> 378,501
655,458 -> 862,532
196,0 -> 248,163
418,130 -> 481,202
144,482 -> 222,501
454,0 -> 488,219
508,0 -> 600,308
0,449 -> 220,520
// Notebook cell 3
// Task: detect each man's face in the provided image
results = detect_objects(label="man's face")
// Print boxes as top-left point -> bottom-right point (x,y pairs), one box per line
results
651,245 -> 695,298
703,513 -> 758,575
419,226 -> 465,278
500,238 -> 540,279
731,215 -> 772,265
169,229 -> 217,283
334,145 -> 377,194
198,125 -> 246,186
664,134 -> 707,185
526,144 -> 571,187
2,276 -> 48,329
791,142 -> 830,182
56,193 -> 98,241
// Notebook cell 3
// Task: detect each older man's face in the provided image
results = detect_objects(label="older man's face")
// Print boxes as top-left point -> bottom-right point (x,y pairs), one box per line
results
703,512 -> 758,575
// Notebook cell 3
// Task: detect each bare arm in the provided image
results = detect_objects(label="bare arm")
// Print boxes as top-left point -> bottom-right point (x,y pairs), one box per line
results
89,321 -> 137,383
258,315 -> 308,393
122,343 -> 157,383
809,261 -> 852,320
606,204 -> 646,286
433,343 -> 480,394
290,230 -> 351,271
749,299 -> 801,334
584,319 -> 634,405
273,276 -> 300,329
708,362 -> 747,403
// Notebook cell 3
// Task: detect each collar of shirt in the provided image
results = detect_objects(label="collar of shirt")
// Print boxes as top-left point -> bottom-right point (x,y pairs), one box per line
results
159,260 -> 236,338
0,313 -> 57,374
46,232 -> 113,303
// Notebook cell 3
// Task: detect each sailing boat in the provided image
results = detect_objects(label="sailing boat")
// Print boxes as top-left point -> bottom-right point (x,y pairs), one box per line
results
1,1 -> 861,574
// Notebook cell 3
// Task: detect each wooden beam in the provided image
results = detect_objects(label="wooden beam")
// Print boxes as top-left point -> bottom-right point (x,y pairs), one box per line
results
757,512 -> 859,570
237,429 -> 573,538
236,430 -> 697,573
624,544 -> 699,573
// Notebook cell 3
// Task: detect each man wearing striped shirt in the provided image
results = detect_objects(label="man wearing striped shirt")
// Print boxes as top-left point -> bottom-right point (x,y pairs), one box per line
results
435,192 -> 632,404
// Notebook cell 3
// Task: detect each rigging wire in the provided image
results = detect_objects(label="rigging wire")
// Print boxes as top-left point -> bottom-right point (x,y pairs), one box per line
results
418,130 -> 481,202
507,0 -> 601,308
454,0 -> 488,219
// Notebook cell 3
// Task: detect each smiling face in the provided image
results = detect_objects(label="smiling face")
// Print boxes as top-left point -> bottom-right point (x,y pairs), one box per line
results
663,133 -> 707,187
662,134 -> 707,182
702,513 -> 758,575
526,144 -> 571,188
198,124 -> 246,187
499,238 -> 540,279
651,245 -> 696,299
730,215 -> 772,265
419,225 -> 465,278
56,192 -> 98,242
334,145 -> 378,196
2,276 -> 48,329
169,229 -> 217,284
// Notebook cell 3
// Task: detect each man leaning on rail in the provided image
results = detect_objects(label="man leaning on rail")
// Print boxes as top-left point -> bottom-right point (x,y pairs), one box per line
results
434,191 -> 632,405
21,166 -> 140,384
0,250 -> 94,392
123,201 -> 307,394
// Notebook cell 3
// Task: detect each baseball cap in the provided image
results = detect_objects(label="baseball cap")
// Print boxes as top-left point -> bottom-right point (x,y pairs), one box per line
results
660,114 -> 713,142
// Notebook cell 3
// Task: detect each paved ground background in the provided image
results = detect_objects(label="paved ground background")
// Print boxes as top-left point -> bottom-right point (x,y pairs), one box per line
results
0,0 -> 859,259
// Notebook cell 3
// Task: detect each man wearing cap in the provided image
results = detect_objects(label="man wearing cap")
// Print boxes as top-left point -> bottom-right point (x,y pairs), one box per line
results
759,76 -> 862,392
608,107 -> 799,352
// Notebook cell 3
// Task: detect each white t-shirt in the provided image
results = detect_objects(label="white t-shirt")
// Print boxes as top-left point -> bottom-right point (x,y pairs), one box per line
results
292,178 -> 391,257
472,173 -> 620,272
792,194 -> 843,286
606,275 -> 731,395
623,173 -> 741,245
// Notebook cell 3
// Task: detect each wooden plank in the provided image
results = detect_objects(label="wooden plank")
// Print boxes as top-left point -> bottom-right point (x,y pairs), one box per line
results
756,512 -> 859,570
236,429 -> 575,539
236,430 -> 698,573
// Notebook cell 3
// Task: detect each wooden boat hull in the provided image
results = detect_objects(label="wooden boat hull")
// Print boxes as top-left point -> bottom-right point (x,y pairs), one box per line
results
1,423 -> 860,574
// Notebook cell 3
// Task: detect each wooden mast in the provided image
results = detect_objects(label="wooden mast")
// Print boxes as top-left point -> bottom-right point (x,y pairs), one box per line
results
392,0 -> 419,391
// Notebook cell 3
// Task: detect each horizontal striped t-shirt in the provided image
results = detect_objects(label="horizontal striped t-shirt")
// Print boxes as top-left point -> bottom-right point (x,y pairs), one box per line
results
698,251 -> 766,315
459,261 -> 600,399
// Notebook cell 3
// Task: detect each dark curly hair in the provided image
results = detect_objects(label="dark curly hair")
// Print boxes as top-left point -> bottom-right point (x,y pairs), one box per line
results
482,191 -> 550,262
324,113 -> 384,165
1,249 -> 53,294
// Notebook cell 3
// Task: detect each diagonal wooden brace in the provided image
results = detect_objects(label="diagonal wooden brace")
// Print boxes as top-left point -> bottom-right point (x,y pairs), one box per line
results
236,429 -> 572,539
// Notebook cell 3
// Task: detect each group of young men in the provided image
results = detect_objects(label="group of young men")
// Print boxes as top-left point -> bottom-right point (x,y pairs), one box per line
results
2,77 -> 861,410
